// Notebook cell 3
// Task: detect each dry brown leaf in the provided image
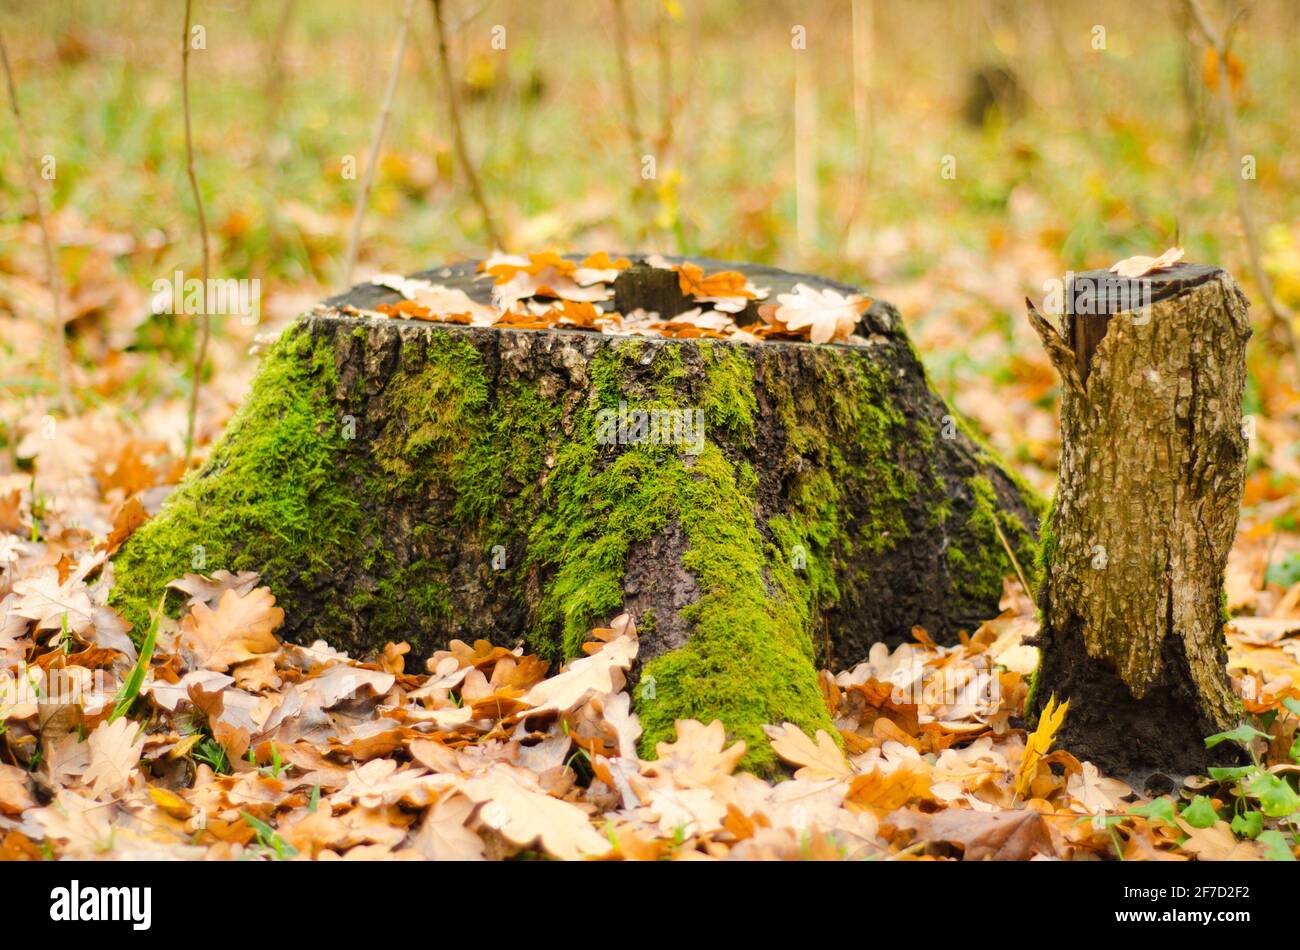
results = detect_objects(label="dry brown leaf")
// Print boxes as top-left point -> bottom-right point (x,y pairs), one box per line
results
409,793 -> 486,861
887,807 -> 1056,860
461,765 -> 610,860
167,570 -> 261,608
180,586 -> 284,671
521,634 -> 636,715
764,721 -> 852,781
846,763 -> 934,814
82,718 -> 143,799
95,495 -> 149,556
0,763 -> 36,815
1109,246 -> 1184,279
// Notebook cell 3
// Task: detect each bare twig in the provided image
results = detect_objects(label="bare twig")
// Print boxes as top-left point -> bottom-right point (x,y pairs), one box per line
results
181,0 -> 211,465
260,0 -> 297,263
793,50 -> 818,257
992,515 -> 1033,598
610,0 -> 646,166
343,0 -> 416,284
841,0 -> 875,244
651,1 -> 677,159
0,32 -> 72,415
1183,0 -> 1300,369
430,0 -> 503,250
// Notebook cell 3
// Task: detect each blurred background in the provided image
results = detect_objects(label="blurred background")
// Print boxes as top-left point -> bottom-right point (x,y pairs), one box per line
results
1,0 -> 1298,609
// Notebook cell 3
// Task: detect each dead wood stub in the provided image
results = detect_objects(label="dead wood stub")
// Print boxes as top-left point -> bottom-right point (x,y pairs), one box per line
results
1031,262 -> 1251,782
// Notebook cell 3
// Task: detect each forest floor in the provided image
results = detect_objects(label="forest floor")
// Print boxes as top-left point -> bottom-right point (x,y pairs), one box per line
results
3,3 -> 1300,859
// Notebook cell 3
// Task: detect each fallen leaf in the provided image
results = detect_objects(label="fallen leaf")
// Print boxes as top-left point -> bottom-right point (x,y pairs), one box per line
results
764,722 -> 852,781
82,718 -> 143,799
888,807 -> 1056,860
180,586 -> 284,671
1109,246 -> 1184,279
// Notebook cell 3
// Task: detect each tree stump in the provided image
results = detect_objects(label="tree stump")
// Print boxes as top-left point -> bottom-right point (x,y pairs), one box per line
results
112,255 -> 1041,770
1028,263 -> 1250,785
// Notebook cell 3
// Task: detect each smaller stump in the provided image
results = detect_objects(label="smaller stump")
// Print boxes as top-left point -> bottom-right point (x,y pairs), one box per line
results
1030,262 -> 1250,784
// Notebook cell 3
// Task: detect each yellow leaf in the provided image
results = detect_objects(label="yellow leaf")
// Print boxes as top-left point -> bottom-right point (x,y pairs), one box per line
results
845,762 -> 933,814
1014,694 -> 1069,798
149,786 -> 192,819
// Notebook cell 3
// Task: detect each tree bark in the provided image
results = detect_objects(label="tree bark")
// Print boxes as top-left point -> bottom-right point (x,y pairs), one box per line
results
1029,263 -> 1250,786
113,256 -> 1041,770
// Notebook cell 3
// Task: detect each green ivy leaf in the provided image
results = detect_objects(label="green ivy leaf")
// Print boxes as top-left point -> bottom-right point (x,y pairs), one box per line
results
1205,723 -> 1270,750
1207,765 -> 1256,782
1245,772 -> 1300,819
1257,830 -> 1296,861
1129,797 -> 1178,827
1230,810 -> 1264,839
1180,795 -> 1220,828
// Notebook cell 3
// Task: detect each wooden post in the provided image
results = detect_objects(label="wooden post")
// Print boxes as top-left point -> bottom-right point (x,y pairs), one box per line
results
1028,263 -> 1250,785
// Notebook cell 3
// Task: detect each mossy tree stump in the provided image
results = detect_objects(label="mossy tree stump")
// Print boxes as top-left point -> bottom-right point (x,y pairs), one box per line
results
113,256 -> 1041,770
1029,263 -> 1250,784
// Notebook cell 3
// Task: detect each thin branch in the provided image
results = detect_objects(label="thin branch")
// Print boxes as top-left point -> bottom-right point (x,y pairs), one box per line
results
610,0 -> 645,165
430,0 -> 503,250
1183,0 -> 1300,369
260,0 -> 297,263
840,0 -> 875,243
0,31 -> 72,415
343,0 -> 416,284
651,1 -> 677,159
793,50 -> 818,257
181,0 -> 212,466
992,514 -> 1033,597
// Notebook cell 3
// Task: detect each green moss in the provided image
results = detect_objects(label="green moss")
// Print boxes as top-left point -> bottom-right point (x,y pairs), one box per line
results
946,475 -> 1036,607
1022,660 -> 1041,723
525,341 -> 834,771
456,379 -> 563,535
375,336 -> 488,493
351,560 -> 452,632
698,343 -> 757,446
638,446 -> 833,774
1035,501 -> 1057,592
111,325 -> 370,635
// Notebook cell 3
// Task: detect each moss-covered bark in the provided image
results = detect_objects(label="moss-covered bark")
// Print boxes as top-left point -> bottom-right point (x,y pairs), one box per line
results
112,258 -> 1041,772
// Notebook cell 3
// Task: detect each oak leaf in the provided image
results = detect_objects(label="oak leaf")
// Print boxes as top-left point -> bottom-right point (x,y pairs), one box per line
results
771,283 -> 870,344
95,495 -> 149,556
887,807 -> 1056,860
1014,694 -> 1068,798
0,763 -> 35,815
846,762 -> 934,814
764,721 -> 852,781
180,586 -> 284,672
82,717 -> 143,799
410,793 -> 486,861
168,570 -> 261,608
1108,246 -> 1183,279
521,633 -> 636,715
461,765 -> 611,860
